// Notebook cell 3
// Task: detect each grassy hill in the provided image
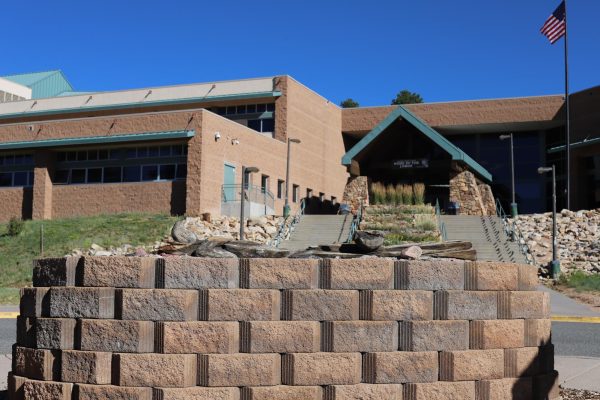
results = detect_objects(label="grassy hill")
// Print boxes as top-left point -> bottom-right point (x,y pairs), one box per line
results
0,213 -> 179,304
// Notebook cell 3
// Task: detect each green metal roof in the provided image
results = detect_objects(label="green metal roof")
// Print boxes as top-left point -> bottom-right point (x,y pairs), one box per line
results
341,105 -> 493,182
0,130 -> 194,151
547,136 -> 600,153
1,70 -> 74,99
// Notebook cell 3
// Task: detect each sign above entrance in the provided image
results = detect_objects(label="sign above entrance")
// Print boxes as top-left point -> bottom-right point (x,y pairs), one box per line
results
392,159 -> 429,169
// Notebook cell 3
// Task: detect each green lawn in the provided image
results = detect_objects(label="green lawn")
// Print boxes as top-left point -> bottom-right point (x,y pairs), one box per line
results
0,213 -> 179,295
559,271 -> 600,293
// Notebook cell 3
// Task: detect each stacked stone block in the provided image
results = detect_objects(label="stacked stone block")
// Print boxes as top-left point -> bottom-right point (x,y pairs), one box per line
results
9,256 -> 559,399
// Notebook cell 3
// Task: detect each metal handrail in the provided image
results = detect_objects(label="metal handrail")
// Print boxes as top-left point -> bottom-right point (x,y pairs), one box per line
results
346,202 -> 364,243
435,198 -> 448,241
221,184 -> 275,213
495,198 -> 536,265
271,198 -> 305,247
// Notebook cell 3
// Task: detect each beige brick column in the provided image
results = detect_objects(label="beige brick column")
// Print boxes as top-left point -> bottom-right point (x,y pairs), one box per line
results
32,150 -> 54,220
184,112 -> 203,217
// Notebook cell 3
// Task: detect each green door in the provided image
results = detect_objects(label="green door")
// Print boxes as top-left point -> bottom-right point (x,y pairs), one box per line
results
223,163 -> 236,201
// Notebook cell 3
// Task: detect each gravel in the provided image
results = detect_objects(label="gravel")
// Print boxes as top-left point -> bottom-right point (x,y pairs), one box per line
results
562,388 -> 600,399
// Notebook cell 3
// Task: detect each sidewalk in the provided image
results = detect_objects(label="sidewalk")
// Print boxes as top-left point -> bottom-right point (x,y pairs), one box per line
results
540,286 -> 600,392
556,356 -> 600,392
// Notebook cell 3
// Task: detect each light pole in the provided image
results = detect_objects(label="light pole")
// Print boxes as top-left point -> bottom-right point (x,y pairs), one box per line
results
240,166 -> 259,241
283,138 -> 301,217
538,165 -> 560,279
500,133 -> 517,217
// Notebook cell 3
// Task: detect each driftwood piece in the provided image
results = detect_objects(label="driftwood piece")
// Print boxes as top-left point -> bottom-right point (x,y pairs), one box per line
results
429,248 -> 477,261
223,241 -> 291,258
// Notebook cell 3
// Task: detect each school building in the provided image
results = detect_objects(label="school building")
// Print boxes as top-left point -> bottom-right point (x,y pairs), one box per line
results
0,70 -> 597,222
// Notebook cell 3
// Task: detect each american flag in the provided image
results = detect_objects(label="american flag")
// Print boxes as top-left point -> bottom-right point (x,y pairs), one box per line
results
541,1 -> 567,44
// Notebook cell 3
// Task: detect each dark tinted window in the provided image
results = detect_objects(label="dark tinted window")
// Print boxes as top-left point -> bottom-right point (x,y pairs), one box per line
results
247,119 -> 261,132
246,104 -> 256,113
13,172 -> 28,186
104,167 -> 121,183
160,164 -> 176,180
87,168 -> 102,183
71,169 -> 86,184
262,118 -> 275,132
176,164 -> 187,179
123,166 -> 140,182
54,170 -> 69,184
0,173 -> 11,186
142,165 -> 158,181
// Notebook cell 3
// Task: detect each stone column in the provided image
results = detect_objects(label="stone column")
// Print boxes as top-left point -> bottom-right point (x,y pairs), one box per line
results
31,150 -> 54,220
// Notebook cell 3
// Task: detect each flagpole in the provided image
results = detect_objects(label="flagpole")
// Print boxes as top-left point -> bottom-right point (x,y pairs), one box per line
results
564,0 -> 571,210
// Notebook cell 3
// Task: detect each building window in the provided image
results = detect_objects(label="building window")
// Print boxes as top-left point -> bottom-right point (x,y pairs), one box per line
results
53,144 -> 188,185
0,152 -> 34,188
331,196 -> 337,205
214,103 -> 274,116
319,192 -> 325,202
277,179 -> 284,199
261,175 -> 269,193
247,118 -> 275,133
292,184 -> 299,203
306,188 -> 313,199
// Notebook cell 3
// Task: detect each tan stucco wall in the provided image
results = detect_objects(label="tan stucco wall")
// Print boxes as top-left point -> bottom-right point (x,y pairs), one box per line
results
341,96 -> 565,136
342,106 -> 396,134
0,77 -> 349,221
280,77 -> 348,204
0,188 -> 32,221
51,181 -> 185,219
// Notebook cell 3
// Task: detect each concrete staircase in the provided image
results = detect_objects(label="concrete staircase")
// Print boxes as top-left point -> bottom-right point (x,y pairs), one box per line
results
279,214 -> 352,251
440,215 -> 527,263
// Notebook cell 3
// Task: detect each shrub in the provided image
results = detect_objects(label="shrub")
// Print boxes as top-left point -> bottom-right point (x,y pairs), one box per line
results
7,217 -> 24,237
371,182 -> 386,205
401,185 -> 413,205
386,184 -> 396,205
413,183 -> 425,205
560,270 -> 600,292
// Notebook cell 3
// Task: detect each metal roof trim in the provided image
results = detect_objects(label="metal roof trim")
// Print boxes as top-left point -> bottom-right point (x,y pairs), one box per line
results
0,91 -> 281,121
0,130 -> 195,150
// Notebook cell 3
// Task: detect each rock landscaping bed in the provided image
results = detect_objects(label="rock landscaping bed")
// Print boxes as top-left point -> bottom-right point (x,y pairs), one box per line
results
511,209 -> 600,276
561,388 -> 600,399
359,204 -> 440,245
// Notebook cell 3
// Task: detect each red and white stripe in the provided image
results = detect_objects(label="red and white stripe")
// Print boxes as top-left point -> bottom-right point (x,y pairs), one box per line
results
541,15 -> 566,44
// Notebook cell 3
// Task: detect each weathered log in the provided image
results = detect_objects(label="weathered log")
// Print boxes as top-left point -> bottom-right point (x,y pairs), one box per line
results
223,241 -> 290,258
429,248 -> 477,261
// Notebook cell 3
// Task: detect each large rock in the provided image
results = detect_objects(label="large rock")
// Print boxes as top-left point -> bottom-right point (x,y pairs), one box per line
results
191,240 -> 237,258
171,220 -> 197,244
355,231 -> 385,252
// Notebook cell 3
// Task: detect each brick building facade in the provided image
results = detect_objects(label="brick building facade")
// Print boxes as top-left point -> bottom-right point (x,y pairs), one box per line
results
0,70 -> 597,221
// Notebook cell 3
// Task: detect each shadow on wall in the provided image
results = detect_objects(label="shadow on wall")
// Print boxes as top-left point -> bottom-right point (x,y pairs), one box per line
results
21,188 -> 33,220
170,181 -> 186,216
303,196 -> 340,215
508,337 -> 559,400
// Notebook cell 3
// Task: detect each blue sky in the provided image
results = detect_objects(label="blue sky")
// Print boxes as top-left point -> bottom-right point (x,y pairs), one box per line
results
3,0 -> 598,106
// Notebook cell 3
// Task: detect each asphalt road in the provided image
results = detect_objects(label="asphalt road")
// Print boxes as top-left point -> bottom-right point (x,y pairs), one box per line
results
0,320 -> 13,354
0,319 -> 599,356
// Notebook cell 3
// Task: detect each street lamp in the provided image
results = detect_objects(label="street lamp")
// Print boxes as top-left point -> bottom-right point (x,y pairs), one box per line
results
240,166 -> 259,241
283,138 -> 301,217
538,165 -> 560,279
500,133 -> 518,218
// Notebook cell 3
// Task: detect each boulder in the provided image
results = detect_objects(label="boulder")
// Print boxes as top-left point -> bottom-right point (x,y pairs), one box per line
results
355,230 -> 385,252
401,245 -> 422,259
171,220 -> 198,244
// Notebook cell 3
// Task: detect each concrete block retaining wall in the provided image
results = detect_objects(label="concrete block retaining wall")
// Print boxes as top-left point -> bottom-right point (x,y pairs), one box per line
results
9,256 -> 559,399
